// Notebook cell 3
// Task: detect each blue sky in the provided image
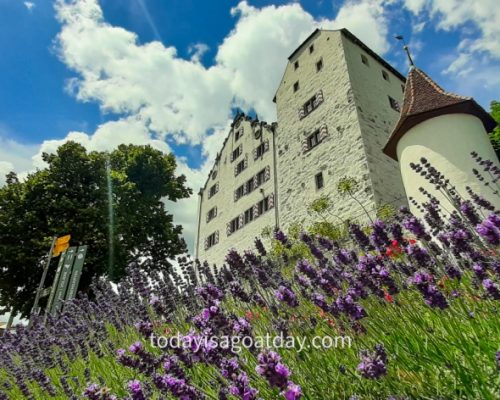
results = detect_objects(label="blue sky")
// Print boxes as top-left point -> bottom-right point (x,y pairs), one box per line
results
0,0 -> 499,253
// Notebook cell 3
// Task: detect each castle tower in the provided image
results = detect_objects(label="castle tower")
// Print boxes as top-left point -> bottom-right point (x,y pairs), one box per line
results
274,29 -> 408,231
383,67 -> 499,215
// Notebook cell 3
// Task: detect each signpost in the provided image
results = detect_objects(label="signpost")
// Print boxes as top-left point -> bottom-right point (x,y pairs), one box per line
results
50,246 -> 77,314
44,251 -> 67,322
65,245 -> 87,301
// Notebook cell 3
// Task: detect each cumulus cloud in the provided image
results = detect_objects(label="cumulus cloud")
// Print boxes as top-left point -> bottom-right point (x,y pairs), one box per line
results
6,0 -> 394,254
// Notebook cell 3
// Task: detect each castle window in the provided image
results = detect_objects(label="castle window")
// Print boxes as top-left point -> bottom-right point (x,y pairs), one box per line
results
207,207 -> 217,222
235,185 -> 245,201
382,70 -> 390,81
299,90 -> 324,119
232,145 -> 242,162
229,216 -> 242,233
205,231 -> 218,249
246,178 -> 254,193
315,172 -> 324,190
309,44 -> 314,54
388,96 -> 400,112
293,81 -> 299,92
244,207 -> 254,224
307,129 -> 321,150
257,196 -> 270,215
235,128 -> 244,141
361,54 -> 369,66
294,60 -> 299,70
254,141 -> 268,159
401,84 -> 405,93
316,59 -> 323,72
208,183 -> 218,199
235,159 -> 246,175
256,169 -> 266,186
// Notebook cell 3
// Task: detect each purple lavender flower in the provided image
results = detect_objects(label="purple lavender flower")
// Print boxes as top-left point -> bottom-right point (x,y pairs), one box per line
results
283,382 -> 302,400
254,237 -> 267,256
228,372 -> 259,400
482,279 -> 500,300
274,229 -> 291,248
410,272 -> 448,309
349,224 -> 372,250
127,380 -> 145,400
476,215 -> 500,245
402,216 -> 428,239
255,350 -> 290,390
357,344 -> 388,379
275,285 -> 299,307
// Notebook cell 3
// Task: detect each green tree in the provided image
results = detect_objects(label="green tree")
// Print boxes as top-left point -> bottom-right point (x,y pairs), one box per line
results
0,142 -> 191,318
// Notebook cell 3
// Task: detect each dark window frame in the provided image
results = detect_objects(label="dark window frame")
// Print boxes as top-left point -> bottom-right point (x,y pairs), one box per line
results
382,70 -> 390,81
230,216 -> 241,233
293,81 -> 299,92
316,58 -> 323,72
309,44 -> 314,54
232,146 -> 241,161
257,196 -> 270,215
207,207 -> 217,222
315,172 -> 324,190
235,128 -> 243,141
244,207 -> 254,224
388,96 -> 400,112
246,178 -> 254,193
209,184 -> 217,198
207,232 -> 217,248
361,54 -> 369,66
294,60 -> 299,70
307,129 -> 321,150
255,142 -> 266,158
236,159 -> 246,175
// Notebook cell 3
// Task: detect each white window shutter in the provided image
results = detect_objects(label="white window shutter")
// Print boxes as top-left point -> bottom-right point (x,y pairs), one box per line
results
215,231 -> 219,244
298,108 -> 305,119
253,174 -> 259,188
204,238 -> 208,250
320,125 -> 328,141
226,222 -> 231,236
317,89 -> 324,103
234,190 -> 238,202
265,166 -> 270,181
253,203 -> 260,218
253,148 -> 257,160
239,213 -> 244,227
206,212 -> 209,223
214,206 -> 217,217
234,165 -> 238,176
301,138 -> 309,153
264,139 -> 269,152
269,193 -> 275,209
243,184 -> 248,195
230,151 -> 234,162
239,144 -> 243,153
244,154 -> 248,169
216,182 -> 219,193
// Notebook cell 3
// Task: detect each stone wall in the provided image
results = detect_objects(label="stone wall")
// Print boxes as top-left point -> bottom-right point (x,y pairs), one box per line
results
274,30 -> 376,232
195,117 -> 277,268
342,36 -> 408,210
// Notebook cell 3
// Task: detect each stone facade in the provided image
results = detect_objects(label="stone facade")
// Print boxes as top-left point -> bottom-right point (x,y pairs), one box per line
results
275,29 -> 407,232
195,115 -> 278,268
195,29 -> 409,267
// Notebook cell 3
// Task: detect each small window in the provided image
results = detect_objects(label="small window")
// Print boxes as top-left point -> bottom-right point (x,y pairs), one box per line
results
256,169 -> 266,186
236,159 -> 246,175
209,184 -> 218,198
361,54 -> 369,66
229,216 -> 242,233
235,185 -> 245,201
307,129 -> 321,150
382,70 -> 389,81
293,81 -> 299,92
316,59 -> 323,72
255,142 -> 266,158
246,178 -> 254,194
207,207 -> 217,222
309,44 -> 314,54
388,96 -> 400,112
257,196 -> 270,215
315,172 -> 324,190
232,146 -> 241,161
211,170 -> 217,180
300,91 -> 323,119
207,232 -> 218,248
235,128 -> 243,141
401,84 -> 405,93
244,207 -> 254,224
294,60 -> 299,70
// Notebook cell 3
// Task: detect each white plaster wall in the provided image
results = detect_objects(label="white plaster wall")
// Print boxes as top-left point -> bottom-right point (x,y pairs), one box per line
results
397,113 -> 500,215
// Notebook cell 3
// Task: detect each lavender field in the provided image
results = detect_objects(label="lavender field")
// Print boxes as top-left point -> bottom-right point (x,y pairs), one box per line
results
1,157 -> 499,399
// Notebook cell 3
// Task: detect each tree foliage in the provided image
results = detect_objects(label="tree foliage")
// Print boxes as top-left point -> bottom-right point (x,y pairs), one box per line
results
0,142 -> 191,317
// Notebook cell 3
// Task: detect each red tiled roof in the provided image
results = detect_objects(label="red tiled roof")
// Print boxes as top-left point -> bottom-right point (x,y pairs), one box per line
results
383,67 -> 497,160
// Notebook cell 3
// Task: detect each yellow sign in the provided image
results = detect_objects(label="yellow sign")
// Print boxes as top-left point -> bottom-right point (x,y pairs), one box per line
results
53,235 -> 71,257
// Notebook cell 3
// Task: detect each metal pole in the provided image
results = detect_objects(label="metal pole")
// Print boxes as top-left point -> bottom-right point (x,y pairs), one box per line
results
3,309 -> 15,336
29,236 -> 57,326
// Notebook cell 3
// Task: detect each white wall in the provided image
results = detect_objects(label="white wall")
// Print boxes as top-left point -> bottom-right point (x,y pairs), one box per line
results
397,113 -> 500,215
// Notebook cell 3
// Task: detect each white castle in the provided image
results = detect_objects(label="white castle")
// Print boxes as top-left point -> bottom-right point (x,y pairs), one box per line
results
194,28 -> 499,267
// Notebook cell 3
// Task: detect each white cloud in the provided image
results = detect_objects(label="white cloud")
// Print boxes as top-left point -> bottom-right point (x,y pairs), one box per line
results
0,161 -> 15,186
23,1 -> 35,12
5,0 -> 394,255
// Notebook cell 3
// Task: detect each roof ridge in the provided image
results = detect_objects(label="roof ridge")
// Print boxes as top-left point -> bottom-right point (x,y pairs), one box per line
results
415,68 -> 470,101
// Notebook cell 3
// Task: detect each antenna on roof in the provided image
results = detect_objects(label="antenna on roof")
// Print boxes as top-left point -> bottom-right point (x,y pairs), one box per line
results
394,35 -> 414,67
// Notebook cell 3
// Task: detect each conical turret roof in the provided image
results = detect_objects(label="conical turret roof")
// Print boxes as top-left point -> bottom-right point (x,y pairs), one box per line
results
383,67 -> 497,160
